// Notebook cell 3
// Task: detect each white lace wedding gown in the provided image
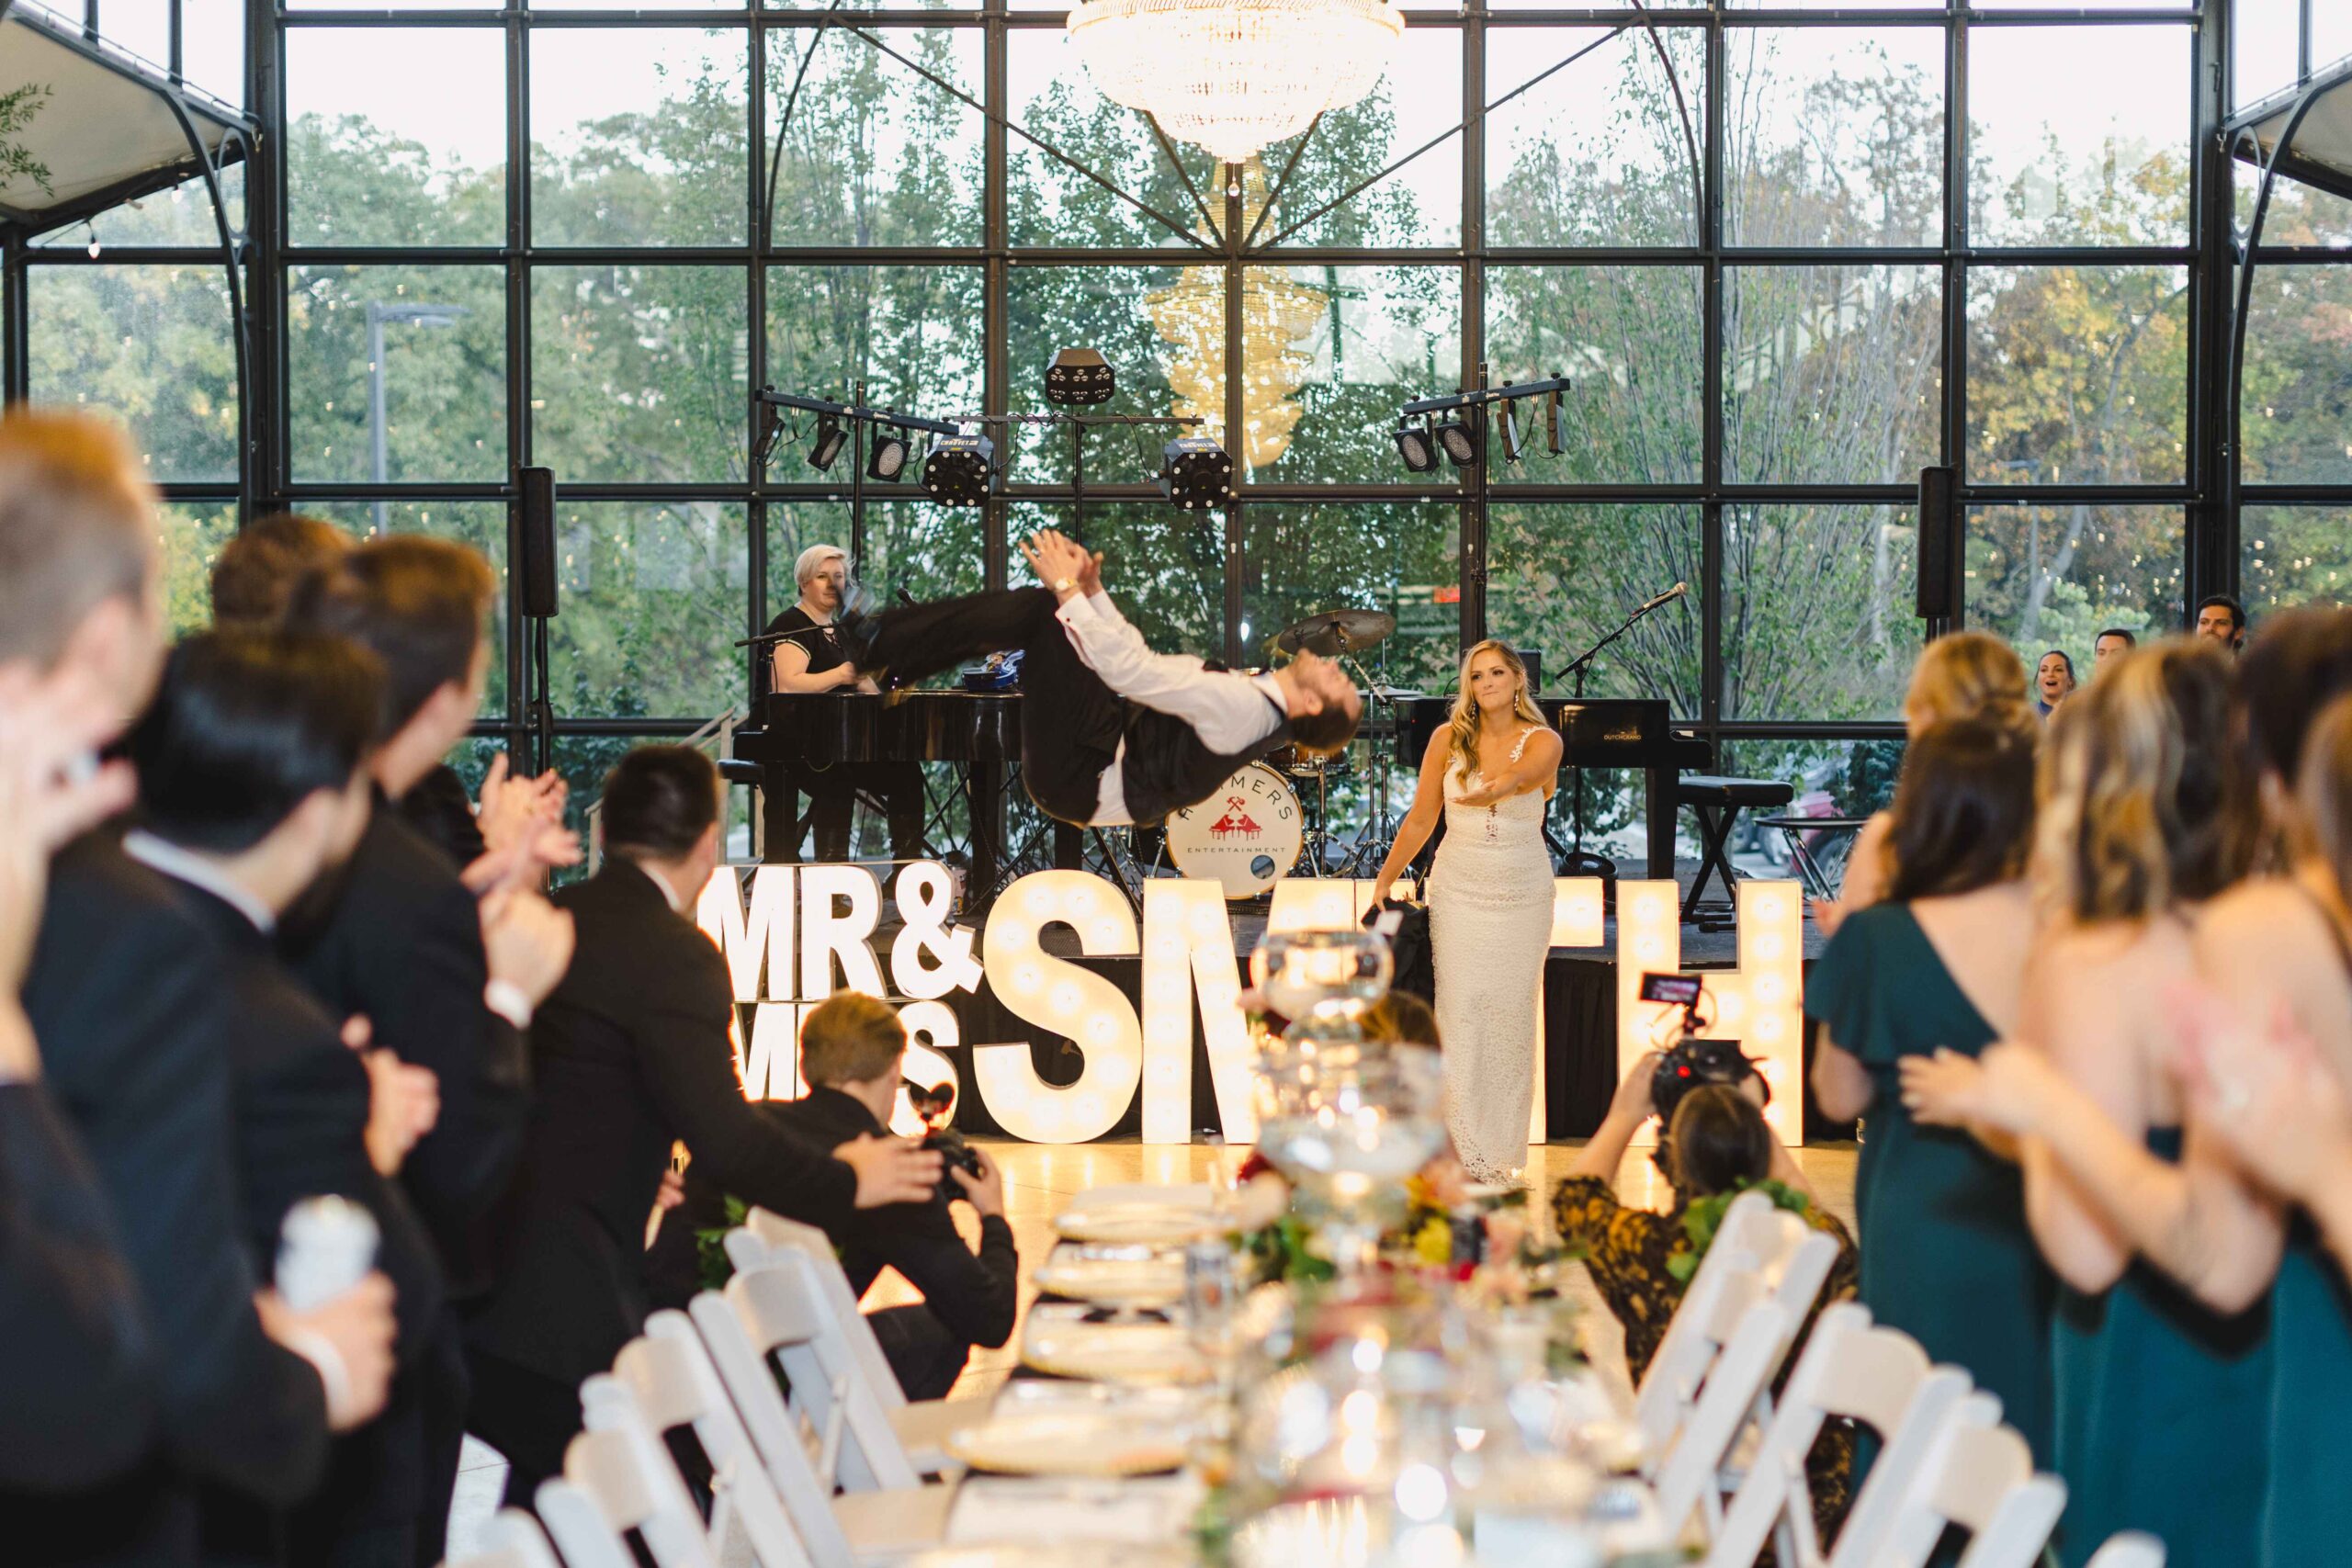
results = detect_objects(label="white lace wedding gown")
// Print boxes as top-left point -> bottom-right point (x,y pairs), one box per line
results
1430,728 -> 1554,1185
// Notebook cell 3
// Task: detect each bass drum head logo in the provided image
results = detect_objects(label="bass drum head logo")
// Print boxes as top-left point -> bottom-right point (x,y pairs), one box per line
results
1165,762 -> 1304,899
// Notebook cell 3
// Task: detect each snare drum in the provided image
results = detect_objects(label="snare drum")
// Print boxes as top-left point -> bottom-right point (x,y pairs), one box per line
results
1165,763 -> 1304,898
1266,740 -> 1353,780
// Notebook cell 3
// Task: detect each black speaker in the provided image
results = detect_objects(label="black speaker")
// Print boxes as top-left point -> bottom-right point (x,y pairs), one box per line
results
1915,465 -> 1961,626
1514,647 -> 1544,696
518,467 -> 559,619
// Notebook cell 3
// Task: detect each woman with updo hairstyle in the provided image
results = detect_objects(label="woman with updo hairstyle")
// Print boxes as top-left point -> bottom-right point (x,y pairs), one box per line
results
1822,631 -> 2035,929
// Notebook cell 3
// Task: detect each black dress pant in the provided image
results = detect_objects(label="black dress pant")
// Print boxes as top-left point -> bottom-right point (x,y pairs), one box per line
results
865,1303 -> 972,1402
765,759 -> 928,863
866,587 -> 1120,825
463,1348 -> 582,1510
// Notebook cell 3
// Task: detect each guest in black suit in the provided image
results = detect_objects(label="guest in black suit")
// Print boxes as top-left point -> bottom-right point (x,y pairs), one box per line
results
282,536 -> 577,1564
127,629 -> 446,1567
757,993 -> 1018,1398
465,745 -> 941,1503
2,410 -> 396,1564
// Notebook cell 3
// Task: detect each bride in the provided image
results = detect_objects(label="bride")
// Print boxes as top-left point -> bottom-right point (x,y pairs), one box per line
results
1372,641 -> 1562,1184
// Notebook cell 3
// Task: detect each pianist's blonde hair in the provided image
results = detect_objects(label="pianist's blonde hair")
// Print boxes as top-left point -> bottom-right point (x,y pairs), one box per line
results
1446,640 -> 1545,787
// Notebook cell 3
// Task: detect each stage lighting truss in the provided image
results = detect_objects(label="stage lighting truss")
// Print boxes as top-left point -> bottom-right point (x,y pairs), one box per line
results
866,424 -> 913,482
1432,412 -> 1478,468
1046,347 -> 1116,407
1496,398 -> 1526,465
922,434 -> 997,507
808,413 -> 849,471
1393,417 -> 1439,474
1158,435 -> 1233,511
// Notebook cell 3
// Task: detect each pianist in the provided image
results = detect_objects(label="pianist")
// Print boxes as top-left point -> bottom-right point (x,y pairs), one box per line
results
835,529 -> 1359,829
759,544 -> 927,864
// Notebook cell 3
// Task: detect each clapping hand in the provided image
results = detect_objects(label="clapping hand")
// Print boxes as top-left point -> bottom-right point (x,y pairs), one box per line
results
0,663 -> 139,1003
476,754 -> 582,873
345,1015 -> 439,1177
1020,530 -> 1096,600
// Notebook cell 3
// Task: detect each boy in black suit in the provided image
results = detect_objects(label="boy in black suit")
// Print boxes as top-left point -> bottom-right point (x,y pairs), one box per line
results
464,746 -> 940,1503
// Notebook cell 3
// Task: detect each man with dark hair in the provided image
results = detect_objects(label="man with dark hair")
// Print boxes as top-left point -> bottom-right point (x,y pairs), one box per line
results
740,992 -> 1018,1399
2093,627 -> 2136,671
128,629 -> 439,1565
2196,594 -> 2248,654
465,744 -> 941,1502
5,410 -> 397,1563
284,534 -> 576,1564
209,513 -> 355,630
841,530 -> 1361,829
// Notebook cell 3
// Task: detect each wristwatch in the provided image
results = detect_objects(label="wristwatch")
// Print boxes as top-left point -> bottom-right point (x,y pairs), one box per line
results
1054,576 -> 1077,593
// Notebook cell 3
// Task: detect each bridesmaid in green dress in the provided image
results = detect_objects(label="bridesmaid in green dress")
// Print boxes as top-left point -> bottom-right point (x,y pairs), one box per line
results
1806,715 -> 2054,1461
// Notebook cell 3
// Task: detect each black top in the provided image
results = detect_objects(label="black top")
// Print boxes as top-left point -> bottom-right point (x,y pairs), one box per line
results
761,604 -> 848,698
0,1081 -> 153,1493
288,807 -> 529,1299
14,834 -> 329,1562
465,860 -> 858,1388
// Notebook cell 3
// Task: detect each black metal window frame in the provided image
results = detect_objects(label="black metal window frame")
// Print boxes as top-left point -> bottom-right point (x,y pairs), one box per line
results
11,0 -> 2349,767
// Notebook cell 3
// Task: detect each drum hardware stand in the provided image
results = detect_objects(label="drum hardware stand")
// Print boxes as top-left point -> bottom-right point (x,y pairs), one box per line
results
1556,581 -> 1690,883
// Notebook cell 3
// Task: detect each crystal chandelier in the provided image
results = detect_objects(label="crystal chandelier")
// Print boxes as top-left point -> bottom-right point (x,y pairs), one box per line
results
1066,0 -> 1404,165
1145,161 -> 1328,470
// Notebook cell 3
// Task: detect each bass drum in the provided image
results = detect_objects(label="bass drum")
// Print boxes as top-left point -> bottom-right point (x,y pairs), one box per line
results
1165,763 -> 1304,899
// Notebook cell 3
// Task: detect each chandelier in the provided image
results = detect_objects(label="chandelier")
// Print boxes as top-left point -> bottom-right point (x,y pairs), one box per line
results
1145,160 -> 1328,471
1066,0 -> 1404,165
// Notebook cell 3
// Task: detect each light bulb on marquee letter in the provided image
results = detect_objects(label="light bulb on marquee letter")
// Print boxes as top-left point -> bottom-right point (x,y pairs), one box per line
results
1141,880 -> 1255,1143
975,870 -> 1143,1144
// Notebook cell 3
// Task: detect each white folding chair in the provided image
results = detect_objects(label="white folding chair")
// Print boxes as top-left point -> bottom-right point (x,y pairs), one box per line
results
735,1208 -> 986,1481
535,1416 -> 718,1568
2082,1533 -> 2165,1568
1872,1393 -> 2067,1568
687,1270 -> 956,1568
1648,1279 -> 1795,1545
436,1508 -> 565,1568
1703,1302 -> 1968,1568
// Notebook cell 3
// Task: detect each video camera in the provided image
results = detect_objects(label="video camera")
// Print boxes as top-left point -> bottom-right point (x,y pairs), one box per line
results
1638,972 -> 1766,1130
905,1077 -> 984,1205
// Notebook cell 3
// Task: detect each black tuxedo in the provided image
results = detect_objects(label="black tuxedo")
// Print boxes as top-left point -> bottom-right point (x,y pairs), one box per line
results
464,859 -> 855,1496
12,834 -> 328,1566
391,765 -> 486,871
0,1081 -> 153,1492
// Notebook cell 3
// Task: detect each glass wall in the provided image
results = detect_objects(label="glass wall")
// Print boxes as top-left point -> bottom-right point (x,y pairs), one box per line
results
10,0 -> 2284,842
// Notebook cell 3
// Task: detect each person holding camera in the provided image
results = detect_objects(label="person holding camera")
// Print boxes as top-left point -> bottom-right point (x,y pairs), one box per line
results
739,993 -> 1018,1401
1553,1055 -> 1856,1542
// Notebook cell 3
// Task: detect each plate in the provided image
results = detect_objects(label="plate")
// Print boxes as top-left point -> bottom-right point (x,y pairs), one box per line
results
1052,1206 -> 1222,1247
1032,1253 -> 1187,1307
1022,1321 -> 1217,1386
944,1410 -> 1191,1478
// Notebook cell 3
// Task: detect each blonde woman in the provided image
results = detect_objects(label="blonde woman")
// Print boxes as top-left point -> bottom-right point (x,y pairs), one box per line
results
1820,630 -> 2035,931
1373,642 -> 1562,1184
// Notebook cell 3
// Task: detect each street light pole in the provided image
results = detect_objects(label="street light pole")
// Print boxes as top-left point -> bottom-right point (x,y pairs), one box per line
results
365,300 -> 469,533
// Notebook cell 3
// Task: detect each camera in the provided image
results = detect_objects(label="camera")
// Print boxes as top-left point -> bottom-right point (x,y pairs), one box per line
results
1638,972 -> 1766,1127
906,1077 -> 984,1205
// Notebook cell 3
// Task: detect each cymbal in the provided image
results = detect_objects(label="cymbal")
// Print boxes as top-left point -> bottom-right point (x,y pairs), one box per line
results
1274,608 -> 1396,658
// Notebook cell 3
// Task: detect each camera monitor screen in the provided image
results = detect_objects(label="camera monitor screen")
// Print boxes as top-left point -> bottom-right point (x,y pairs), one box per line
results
1640,972 -> 1703,1007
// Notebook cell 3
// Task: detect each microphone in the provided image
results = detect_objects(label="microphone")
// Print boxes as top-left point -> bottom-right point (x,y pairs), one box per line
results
1639,581 -> 1689,614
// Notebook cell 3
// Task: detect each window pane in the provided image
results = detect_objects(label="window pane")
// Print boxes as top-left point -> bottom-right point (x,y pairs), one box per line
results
92,0 -> 169,60
2236,156 -> 2352,248
1254,26 -> 1461,250
1243,502 -> 1457,693
1967,505 -> 2184,672
1012,502 -> 1221,659
2233,0 -> 2301,109
2244,265 -> 2352,486
1969,26 -> 2189,247
291,0 -> 498,8
303,501 -> 514,717
764,27 -> 984,248
2245,507 -> 2352,615
158,502 -> 240,637
1727,28 -> 1944,248
2323,4 -> 2352,75
531,265 -> 749,485
763,265 -> 985,440
183,0 -> 245,106
1487,26 -> 1704,249
1487,504 -> 1702,716
549,502 -> 749,720
1722,503 -> 1922,722
1724,265 -> 1941,486
288,265 -> 507,483
1008,29 -> 1202,251
1485,266 -> 1702,484
29,264 -> 239,483
288,28 -> 505,246
1968,265 -> 2188,486
1245,265 -> 1460,485
530,28 -> 749,247
1004,265 -> 1209,486
1715,739 -> 1908,874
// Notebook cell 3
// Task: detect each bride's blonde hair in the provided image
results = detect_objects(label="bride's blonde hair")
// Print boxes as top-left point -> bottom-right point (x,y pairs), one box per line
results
1447,639 -> 1546,783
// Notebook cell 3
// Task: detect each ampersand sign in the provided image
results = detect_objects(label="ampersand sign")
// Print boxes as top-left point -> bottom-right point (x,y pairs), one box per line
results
890,862 -> 984,1000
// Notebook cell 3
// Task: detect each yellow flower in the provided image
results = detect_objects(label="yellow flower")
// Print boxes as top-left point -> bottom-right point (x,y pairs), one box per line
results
1412,1217 -> 1453,1268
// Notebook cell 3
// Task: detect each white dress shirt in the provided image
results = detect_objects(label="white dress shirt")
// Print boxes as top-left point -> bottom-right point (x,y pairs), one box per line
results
1051,590 -> 1288,826
122,829 -> 277,933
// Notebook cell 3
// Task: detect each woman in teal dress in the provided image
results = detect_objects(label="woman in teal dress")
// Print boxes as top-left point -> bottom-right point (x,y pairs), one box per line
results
1806,715 -> 2054,1461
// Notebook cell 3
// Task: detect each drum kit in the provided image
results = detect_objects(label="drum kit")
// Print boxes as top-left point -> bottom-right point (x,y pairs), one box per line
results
1159,605 -> 1420,898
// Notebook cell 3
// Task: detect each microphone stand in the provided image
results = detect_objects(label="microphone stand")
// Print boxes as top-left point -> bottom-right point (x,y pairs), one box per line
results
1557,586 -> 1684,882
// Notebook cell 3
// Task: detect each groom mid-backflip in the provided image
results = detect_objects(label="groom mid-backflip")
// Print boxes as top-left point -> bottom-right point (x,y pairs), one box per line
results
836,529 -> 1361,828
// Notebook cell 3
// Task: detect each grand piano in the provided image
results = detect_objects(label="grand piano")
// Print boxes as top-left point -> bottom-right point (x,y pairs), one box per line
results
1393,695 -> 1711,878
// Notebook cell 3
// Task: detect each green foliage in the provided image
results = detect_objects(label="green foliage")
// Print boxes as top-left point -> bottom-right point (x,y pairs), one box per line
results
695,1194 -> 751,1294
1668,1178 -> 1815,1285
0,84 -> 56,197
